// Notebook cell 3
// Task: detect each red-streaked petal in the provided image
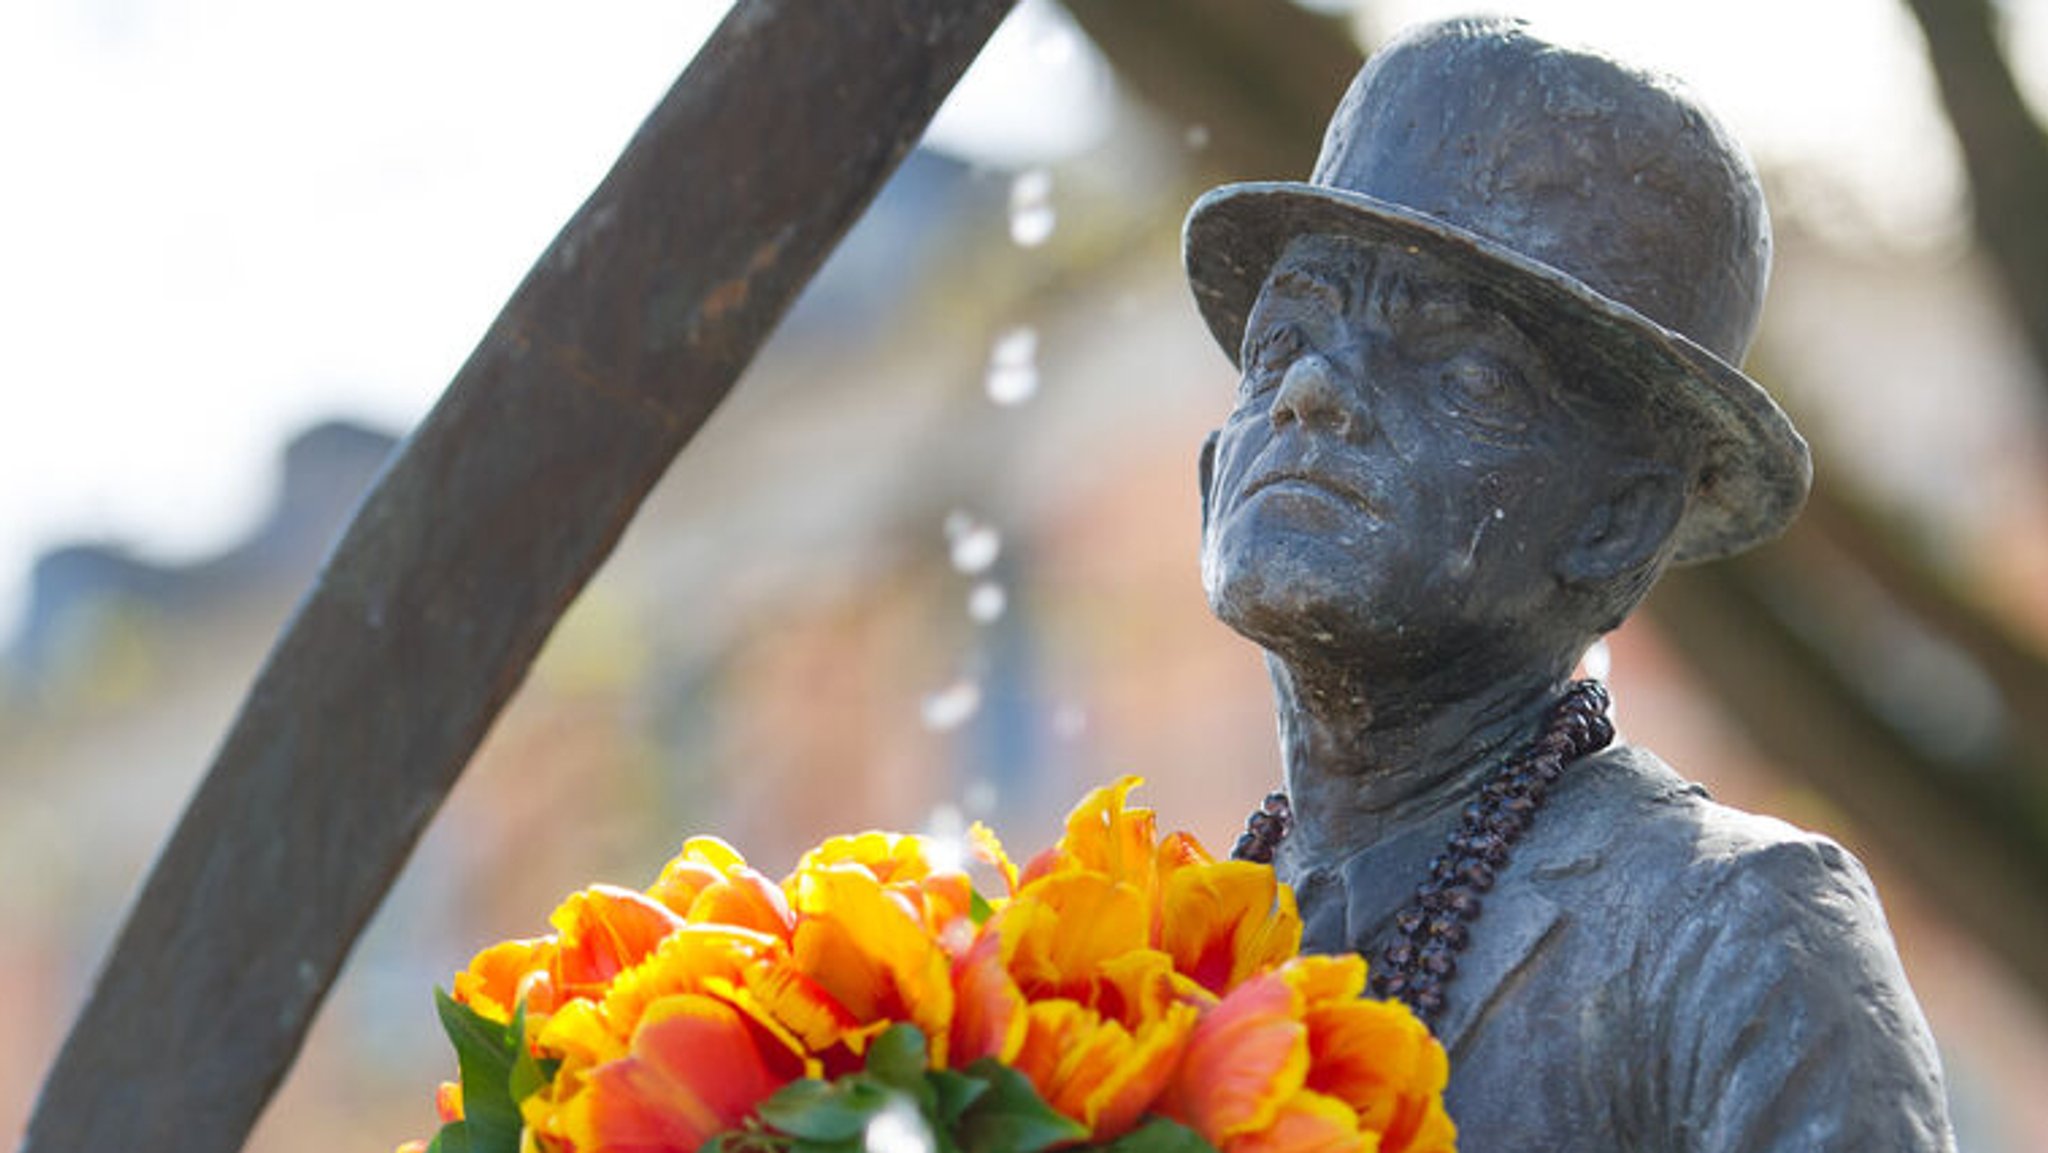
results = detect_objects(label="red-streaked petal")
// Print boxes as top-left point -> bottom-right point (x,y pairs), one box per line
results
1227,1089 -> 1373,1153
687,868 -> 797,939
1159,861 -> 1301,997
1160,972 -> 1310,1142
549,885 -> 686,1002
563,994 -> 796,1152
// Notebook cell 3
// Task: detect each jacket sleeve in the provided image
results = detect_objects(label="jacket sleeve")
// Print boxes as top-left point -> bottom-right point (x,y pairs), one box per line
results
1638,833 -> 1955,1152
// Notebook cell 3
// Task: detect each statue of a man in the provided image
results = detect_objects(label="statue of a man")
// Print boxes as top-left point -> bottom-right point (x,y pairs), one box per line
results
1185,18 -> 1956,1151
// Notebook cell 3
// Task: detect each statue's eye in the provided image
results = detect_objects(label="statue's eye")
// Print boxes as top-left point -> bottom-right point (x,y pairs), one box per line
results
1437,356 -> 1533,432
1244,323 -> 1307,382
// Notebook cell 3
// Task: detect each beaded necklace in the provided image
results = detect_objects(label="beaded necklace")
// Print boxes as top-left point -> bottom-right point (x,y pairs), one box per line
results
1230,679 -> 1615,1024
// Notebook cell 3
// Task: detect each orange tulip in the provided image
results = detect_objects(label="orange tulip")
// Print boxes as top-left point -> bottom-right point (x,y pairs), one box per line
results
1161,969 -> 1310,1143
1158,859 -> 1302,997
1011,996 -> 1200,1141
1163,955 -> 1456,1153
1018,776 -> 1159,896
558,993 -> 805,1153
788,862 -> 956,1064
548,885 -> 687,1005
453,936 -> 557,1024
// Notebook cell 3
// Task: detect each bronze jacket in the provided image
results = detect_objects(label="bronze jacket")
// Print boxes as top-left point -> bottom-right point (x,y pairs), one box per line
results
1284,745 -> 1956,1152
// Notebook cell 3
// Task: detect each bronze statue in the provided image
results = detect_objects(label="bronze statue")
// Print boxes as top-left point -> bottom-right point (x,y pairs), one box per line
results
1186,18 -> 1956,1150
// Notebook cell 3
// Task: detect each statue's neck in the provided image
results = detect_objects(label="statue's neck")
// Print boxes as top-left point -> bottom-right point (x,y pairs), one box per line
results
1266,655 -> 1570,864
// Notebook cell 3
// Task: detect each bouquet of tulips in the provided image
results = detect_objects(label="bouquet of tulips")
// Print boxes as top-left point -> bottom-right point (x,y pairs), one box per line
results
400,778 -> 1456,1153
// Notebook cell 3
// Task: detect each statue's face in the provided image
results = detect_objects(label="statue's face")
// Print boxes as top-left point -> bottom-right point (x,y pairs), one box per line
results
1201,235 -> 1626,672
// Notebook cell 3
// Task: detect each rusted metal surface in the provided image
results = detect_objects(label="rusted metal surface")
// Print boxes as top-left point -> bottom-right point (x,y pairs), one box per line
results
21,3 -> 1015,1150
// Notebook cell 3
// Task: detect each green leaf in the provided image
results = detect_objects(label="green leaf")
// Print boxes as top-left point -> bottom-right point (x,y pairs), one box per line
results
968,890 -> 996,927
756,1078 -> 895,1142
953,1060 -> 1088,1153
432,988 -> 526,1153
426,1122 -> 468,1153
1096,1117 -> 1216,1153
865,1024 -> 931,1091
927,1068 -> 990,1126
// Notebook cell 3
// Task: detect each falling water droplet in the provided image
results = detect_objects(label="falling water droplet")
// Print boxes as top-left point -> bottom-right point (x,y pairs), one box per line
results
945,513 -> 1002,575
1008,168 -> 1056,247
866,1096 -> 936,1153
1184,123 -> 1211,151
968,581 -> 1008,623
921,679 -> 983,731
964,779 -> 998,814
922,803 -> 969,872
985,326 -> 1040,406
1052,703 -> 1088,740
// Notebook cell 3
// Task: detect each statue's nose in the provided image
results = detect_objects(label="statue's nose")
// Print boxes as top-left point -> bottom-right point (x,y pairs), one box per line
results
1270,353 -> 1361,436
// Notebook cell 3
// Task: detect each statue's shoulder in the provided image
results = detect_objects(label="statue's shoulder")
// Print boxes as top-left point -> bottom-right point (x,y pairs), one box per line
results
1533,743 -> 1879,913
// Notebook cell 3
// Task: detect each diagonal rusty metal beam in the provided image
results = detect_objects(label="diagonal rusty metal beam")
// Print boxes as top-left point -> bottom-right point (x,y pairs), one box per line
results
21,3 -> 1015,1150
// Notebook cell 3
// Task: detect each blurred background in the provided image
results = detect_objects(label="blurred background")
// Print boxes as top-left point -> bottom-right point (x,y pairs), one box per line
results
4,0 -> 2048,1148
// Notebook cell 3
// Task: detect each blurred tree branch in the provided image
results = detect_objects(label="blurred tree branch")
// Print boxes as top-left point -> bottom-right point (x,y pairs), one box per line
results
1902,0 -> 2048,383
1067,0 -> 2048,1005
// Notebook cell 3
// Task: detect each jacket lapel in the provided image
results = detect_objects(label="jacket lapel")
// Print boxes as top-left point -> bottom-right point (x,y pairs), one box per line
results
1433,886 -> 1563,1056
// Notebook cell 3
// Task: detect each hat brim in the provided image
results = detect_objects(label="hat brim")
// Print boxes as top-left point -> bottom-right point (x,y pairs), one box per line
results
1184,181 -> 1811,566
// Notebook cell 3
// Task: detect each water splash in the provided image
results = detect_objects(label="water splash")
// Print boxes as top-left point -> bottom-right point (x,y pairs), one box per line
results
1052,703 -> 1088,740
921,802 -> 969,873
1008,168 -> 1056,247
921,679 -> 982,731
865,1096 -> 936,1153
968,581 -> 1008,624
944,512 -> 1002,575
985,325 -> 1040,406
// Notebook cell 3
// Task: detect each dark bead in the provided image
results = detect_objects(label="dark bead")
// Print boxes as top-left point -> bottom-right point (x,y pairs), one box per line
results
1445,887 -> 1481,917
1261,791 -> 1291,817
1428,918 -> 1469,949
1462,802 -> 1489,827
1588,714 -> 1615,749
1559,714 -> 1590,745
1231,832 -> 1266,863
1532,754 -> 1565,782
1386,940 -> 1417,967
1412,986 -> 1446,1016
1374,972 -> 1405,996
1579,680 -> 1611,712
1537,731 -> 1574,757
1420,946 -> 1458,977
1429,854 -> 1458,882
1460,860 -> 1495,890
1505,794 -> 1537,816
1395,909 -> 1426,935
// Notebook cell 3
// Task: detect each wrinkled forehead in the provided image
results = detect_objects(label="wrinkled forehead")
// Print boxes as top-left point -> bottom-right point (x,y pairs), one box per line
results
1263,233 -> 1517,339
1262,232 -> 1672,454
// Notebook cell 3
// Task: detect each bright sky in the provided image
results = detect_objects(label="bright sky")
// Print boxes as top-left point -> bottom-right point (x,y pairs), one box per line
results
0,0 -> 2039,642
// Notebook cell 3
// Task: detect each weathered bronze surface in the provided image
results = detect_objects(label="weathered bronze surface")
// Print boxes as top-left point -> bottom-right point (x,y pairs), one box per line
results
20,4 -> 1014,1151
1187,18 -> 1956,1149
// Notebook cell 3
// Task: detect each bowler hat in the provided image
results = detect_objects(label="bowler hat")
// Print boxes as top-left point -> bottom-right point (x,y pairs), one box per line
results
1184,16 -> 1810,564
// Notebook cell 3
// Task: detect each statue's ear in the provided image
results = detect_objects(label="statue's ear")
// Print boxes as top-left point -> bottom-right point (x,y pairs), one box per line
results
1198,430 -> 1220,536
1558,464 -> 1685,586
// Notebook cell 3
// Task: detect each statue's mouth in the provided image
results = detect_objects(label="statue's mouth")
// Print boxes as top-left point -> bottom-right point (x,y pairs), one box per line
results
1242,470 -> 1381,519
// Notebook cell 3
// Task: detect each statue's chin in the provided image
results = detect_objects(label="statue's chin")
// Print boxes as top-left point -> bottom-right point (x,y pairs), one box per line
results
1204,550 -> 1392,665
